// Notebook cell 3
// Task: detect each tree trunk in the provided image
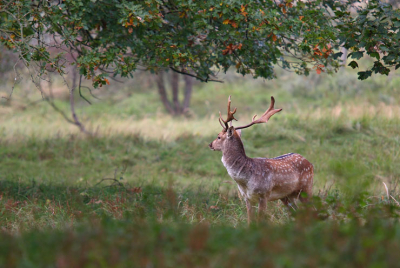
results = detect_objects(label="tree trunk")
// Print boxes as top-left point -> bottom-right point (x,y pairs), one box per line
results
171,71 -> 180,114
155,71 -> 195,116
182,75 -> 193,113
156,72 -> 175,115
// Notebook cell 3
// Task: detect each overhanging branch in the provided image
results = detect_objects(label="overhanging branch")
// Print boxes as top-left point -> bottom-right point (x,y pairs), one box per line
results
169,67 -> 224,83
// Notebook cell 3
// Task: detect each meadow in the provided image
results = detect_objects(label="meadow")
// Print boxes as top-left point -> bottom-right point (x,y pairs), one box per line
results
1,68 -> 400,267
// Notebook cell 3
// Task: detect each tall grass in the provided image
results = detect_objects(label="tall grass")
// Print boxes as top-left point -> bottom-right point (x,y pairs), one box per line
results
1,68 -> 400,266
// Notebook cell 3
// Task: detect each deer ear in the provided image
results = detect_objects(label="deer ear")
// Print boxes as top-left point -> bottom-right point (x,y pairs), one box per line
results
227,126 -> 234,138
236,129 -> 242,138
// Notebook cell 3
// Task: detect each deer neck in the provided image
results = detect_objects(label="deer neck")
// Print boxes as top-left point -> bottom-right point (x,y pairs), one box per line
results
221,138 -> 251,181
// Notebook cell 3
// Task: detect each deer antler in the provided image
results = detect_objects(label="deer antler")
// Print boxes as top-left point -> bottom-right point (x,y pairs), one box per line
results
235,96 -> 282,130
219,95 -> 237,130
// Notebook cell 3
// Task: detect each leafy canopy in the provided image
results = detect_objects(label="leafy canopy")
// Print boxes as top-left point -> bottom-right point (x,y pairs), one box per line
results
0,0 -> 399,88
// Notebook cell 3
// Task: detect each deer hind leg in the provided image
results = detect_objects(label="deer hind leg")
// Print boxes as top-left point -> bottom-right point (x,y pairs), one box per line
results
286,188 -> 312,208
280,197 -> 290,207
298,172 -> 314,203
298,187 -> 313,203
280,196 -> 298,210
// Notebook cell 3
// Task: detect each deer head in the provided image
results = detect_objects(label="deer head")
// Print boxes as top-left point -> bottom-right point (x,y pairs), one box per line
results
208,95 -> 282,151
209,96 -> 240,151
208,126 -> 242,151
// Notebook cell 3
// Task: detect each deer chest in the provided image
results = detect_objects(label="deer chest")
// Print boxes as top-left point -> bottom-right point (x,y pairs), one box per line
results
221,156 -> 248,181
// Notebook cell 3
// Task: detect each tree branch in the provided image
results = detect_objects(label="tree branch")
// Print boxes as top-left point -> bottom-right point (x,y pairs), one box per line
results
70,67 -> 91,135
169,67 -> 224,83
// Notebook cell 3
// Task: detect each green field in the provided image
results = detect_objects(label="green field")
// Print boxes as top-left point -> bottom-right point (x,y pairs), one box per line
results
1,69 -> 400,267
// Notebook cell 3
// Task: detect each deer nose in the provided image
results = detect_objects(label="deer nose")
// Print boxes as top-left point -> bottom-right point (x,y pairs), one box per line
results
208,142 -> 213,150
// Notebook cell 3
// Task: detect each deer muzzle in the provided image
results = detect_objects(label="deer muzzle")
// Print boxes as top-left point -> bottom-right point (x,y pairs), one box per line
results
209,142 -> 214,150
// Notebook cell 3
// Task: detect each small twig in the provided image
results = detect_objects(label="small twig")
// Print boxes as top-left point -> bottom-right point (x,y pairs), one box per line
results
45,98 -> 75,124
78,74 -> 91,105
95,167 -> 127,188
2,61 -> 22,101
95,178 -> 124,188
390,195 -> 400,207
80,86 -> 100,100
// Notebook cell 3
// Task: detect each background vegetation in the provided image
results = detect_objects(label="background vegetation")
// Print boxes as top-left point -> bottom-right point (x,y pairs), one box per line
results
1,60 -> 400,266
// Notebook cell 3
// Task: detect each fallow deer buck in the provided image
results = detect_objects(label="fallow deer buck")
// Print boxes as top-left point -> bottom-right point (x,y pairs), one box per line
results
209,96 -> 313,224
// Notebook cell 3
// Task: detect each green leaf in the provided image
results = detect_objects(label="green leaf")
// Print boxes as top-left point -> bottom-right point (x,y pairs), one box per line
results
379,46 -> 389,51
349,51 -> 364,60
348,61 -> 358,69
357,71 -> 372,80
369,52 -> 380,60
333,52 -> 343,59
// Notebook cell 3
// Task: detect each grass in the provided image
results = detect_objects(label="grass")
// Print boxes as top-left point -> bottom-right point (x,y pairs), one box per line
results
1,69 -> 400,266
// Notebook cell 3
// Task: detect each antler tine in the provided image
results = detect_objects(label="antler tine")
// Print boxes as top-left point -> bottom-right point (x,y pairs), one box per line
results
235,96 -> 282,130
219,95 -> 237,130
254,96 -> 281,123
218,117 -> 226,129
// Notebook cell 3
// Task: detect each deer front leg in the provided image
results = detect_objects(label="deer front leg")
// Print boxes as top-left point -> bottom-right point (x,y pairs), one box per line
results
245,199 -> 254,225
258,197 -> 267,222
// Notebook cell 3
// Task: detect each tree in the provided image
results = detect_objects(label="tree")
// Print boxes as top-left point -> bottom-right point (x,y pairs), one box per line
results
0,0 -> 399,112
156,71 -> 194,116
